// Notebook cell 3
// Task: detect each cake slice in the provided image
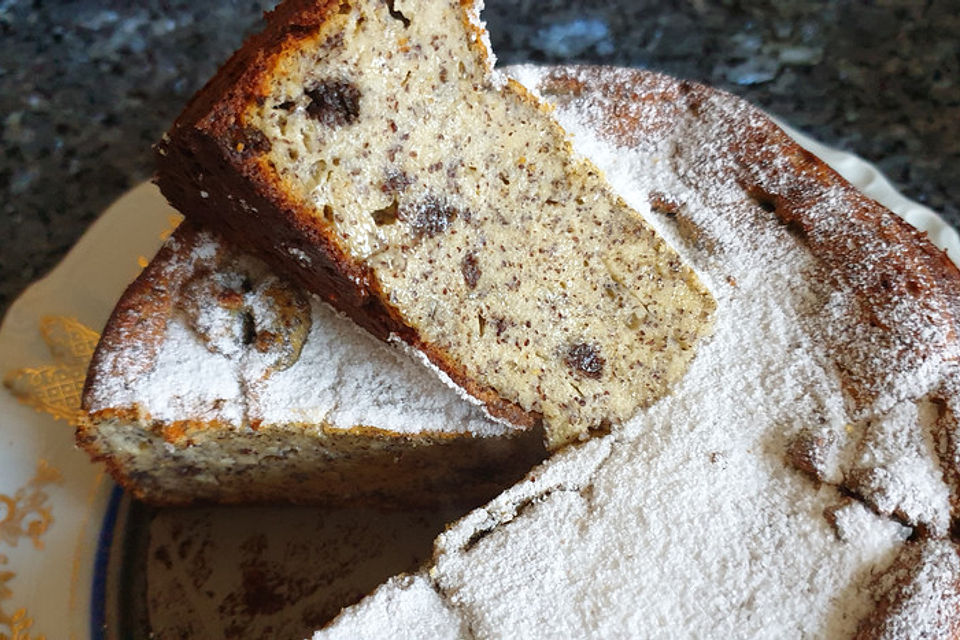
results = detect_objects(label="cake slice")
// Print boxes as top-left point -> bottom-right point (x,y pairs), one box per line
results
154,0 -> 715,448
79,222 -> 544,506
313,66 -> 960,638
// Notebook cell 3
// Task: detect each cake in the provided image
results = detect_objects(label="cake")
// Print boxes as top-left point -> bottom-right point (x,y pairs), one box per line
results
83,0 -> 960,631
153,0 -> 716,449
79,221 -> 544,506
312,66 -> 960,638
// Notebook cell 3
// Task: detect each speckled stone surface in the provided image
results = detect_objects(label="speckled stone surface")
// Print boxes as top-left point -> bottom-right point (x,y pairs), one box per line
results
1,0 -> 957,318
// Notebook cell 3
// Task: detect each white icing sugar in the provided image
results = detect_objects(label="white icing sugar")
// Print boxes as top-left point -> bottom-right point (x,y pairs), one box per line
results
249,297 -> 513,437
387,335 -> 523,433
316,66 -> 960,638
316,575 -> 466,640
94,316 -> 245,425
841,398 -> 953,535
190,237 -> 218,261
865,540 -> 960,639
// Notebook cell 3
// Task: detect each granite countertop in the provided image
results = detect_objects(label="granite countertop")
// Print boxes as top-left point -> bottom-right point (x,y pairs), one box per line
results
1,0 -> 957,319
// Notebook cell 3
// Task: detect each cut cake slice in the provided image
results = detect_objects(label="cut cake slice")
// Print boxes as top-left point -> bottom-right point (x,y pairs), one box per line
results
79,221 -> 544,506
154,0 -> 716,448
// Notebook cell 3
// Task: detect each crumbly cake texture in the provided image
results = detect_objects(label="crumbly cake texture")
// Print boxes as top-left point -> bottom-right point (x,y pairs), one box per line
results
79,222 -> 544,506
315,67 -> 960,638
154,0 -> 715,448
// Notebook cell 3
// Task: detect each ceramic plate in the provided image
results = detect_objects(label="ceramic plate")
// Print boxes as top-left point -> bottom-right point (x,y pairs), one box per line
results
1,125 -> 958,639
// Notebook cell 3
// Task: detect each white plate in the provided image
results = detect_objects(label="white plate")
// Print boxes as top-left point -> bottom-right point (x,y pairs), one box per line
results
1,130 -> 958,639
0,183 -> 176,640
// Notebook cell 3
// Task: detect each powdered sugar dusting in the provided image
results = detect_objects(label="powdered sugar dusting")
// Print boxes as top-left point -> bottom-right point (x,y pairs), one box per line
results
387,335 -> 523,432
425,180 -> 909,635
86,230 -> 244,425
535,64 -> 960,533
249,296 -> 513,437
318,575 -> 467,640
92,313 -> 245,426
843,398 -> 952,535
860,540 -> 960,639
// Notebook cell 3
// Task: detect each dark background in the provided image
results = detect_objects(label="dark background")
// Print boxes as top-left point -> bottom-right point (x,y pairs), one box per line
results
2,0 -> 958,318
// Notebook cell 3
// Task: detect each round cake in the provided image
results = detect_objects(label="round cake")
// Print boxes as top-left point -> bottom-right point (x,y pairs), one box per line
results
314,64 -> 960,639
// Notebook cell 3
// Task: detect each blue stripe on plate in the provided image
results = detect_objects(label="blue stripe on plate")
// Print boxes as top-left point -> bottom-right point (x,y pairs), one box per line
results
90,485 -> 124,640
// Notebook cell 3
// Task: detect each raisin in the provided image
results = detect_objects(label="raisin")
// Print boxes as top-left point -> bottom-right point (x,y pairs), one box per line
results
305,79 -> 361,128
782,219 -> 807,241
400,196 -> 457,237
462,253 -> 481,289
565,343 -> 605,379
386,0 -> 411,27
229,126 -> 271,155
752,194 -> 777,213
382,169 -> 413,193
241,311 -> 256,346
372,199 -> 399,226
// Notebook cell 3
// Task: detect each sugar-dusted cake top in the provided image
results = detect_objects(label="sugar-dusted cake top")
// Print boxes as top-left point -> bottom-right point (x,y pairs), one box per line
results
83,223 -> 518,439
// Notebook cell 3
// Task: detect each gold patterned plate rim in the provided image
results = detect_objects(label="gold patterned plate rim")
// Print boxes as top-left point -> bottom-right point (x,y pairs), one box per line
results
0,183 -> 179,640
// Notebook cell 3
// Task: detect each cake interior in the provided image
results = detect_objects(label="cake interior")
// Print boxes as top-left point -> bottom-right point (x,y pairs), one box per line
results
239,0 -> 714,446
